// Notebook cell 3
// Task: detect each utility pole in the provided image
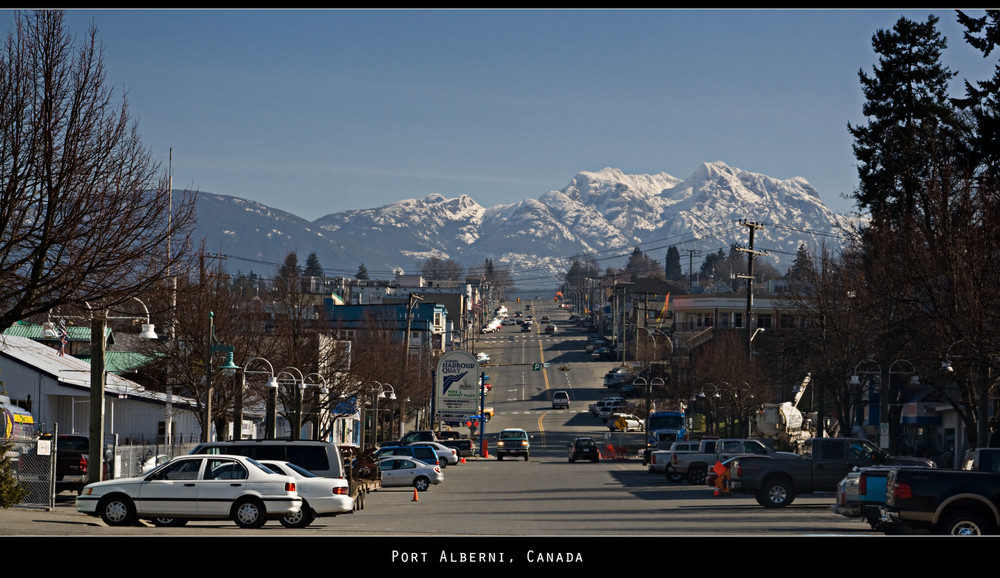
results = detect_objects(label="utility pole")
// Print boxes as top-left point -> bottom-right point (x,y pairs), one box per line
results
734,220 -> 767,358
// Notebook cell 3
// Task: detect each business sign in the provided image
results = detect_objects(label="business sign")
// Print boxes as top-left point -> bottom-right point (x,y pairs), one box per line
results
435,350 -> 481,419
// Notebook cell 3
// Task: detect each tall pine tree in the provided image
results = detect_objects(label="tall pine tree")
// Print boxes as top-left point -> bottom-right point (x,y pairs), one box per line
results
847,15 -> 959,228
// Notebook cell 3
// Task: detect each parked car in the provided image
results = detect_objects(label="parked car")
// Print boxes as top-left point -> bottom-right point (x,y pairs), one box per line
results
75,454 -> 301,528
43,433 -> 89,494
374,444 -> 444,469
607,413 -> 643,432
496,428 -> 531,461
257,460 -> 353,528
568,437 -> 600,463
551,390 -> 571,409
476,352 -> 490,364
405,441 -> 459,465
377,455 -> 443,491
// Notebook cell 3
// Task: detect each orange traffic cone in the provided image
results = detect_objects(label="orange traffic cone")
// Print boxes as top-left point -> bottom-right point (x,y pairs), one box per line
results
481,440 -> 489,458
412,488 -> 419,501
460,457 -> 466,463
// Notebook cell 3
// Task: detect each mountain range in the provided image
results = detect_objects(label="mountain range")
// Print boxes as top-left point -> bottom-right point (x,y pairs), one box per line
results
190,161 -> 858,289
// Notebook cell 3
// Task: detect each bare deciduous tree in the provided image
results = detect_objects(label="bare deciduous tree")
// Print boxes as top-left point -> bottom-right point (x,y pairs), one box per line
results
0,10 -> 195,328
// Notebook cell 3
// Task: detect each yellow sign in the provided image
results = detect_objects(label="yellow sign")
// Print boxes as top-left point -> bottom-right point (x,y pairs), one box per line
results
615,416 -> 628,431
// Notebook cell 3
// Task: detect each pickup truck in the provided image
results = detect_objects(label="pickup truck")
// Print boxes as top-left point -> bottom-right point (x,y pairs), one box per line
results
877,448 -> 1000,535
439,437 -> 476,458
832,448 -> 1000,531
729,437 -> 935,508
667,438 -> 795,484
648,440 -> 701,480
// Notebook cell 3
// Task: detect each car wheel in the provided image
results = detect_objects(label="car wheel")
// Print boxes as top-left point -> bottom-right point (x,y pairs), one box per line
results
413,477 -> 430,491
150,517 -> 188,527
756,479 -> 795,508
98,494 -> 137,527
280,505 -> 316,529
687,466 -> 707,485
938,509 -> 992,535
232,497 -> 268,528
438,460 -> 446,469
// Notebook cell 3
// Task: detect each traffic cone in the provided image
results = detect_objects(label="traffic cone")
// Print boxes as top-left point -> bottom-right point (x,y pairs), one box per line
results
481,440 -> 489,458
412,488 -> 419,501
713,487 -> 720,496
460,457 -> 466,463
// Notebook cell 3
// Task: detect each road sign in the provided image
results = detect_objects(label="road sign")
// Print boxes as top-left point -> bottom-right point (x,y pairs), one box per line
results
435,351 -> 481,415
615,416 -> 628,431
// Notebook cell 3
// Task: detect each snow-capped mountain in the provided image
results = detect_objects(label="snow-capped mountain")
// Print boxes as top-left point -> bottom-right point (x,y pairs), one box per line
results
191,161 -> 856,288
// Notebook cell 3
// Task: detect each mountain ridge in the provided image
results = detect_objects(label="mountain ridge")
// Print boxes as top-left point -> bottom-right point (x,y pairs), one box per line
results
190,161 -> 858,287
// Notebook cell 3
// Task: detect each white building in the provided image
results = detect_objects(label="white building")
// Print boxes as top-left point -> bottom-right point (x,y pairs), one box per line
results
0,334 -> 201,444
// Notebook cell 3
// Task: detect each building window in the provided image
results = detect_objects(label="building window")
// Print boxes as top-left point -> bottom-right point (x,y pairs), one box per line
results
757,314 -> 772,329
734,313 -> 743,328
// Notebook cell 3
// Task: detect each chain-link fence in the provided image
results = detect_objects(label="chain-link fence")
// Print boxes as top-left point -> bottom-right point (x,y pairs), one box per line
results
108,442 -> 199,479
9,435 -> 54,510
5,436 -> 200,511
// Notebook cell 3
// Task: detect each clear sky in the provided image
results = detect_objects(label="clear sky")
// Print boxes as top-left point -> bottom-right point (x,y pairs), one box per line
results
17,9 -> 996,219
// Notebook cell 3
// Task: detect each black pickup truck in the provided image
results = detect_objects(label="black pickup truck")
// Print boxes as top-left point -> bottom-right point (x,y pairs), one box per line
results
729,437 -> 934,507
880,459 -> 1000,535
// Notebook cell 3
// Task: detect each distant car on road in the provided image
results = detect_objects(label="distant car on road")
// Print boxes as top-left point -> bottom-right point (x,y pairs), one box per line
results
608,413 -> 644,432
568,437 -> 600,463
551,390 -> 570,409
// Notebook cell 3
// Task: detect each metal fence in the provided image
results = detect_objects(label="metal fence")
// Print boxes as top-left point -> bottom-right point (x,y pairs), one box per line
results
107,442 -> 199,479
9,436 -> 53,510
6,436 -> 199,511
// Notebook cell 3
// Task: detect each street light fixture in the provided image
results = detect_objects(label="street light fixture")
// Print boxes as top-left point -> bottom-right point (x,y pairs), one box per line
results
277,367 -> 304,439
202,311 -> 239,443
302,373 -> 329,441
241,357 -> 279,440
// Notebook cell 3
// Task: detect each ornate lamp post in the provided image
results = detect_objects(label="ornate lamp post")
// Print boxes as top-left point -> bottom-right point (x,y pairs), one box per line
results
241,358 -> 279,440
203,311 -> 239,443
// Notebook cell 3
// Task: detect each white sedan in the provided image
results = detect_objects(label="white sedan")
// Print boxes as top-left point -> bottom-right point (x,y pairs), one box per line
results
406,441 -> 459,465
257,460 -> 354,528
377,455 -> 443,491
476,352 -> 490,363
608,413 -> 645,432
75,454 -> 301,528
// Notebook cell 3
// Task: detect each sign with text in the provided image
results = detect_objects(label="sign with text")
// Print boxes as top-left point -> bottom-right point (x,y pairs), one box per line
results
435,350 -> 481,417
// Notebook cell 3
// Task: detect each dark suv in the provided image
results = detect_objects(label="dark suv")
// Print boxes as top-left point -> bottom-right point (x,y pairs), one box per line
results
569,437 -> 600,463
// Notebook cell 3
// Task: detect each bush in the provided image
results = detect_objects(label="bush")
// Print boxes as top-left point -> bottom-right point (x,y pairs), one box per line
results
0,440 -> 28,507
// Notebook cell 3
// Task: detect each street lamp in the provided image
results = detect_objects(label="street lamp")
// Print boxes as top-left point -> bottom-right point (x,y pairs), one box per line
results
849,358 -> 881,434
84,298 -> 159,484
203,311 -> 239,443
302,373 -> 329,441
370,381 -> 396,447
241,358 -> 279,440
277,367 -> 304,439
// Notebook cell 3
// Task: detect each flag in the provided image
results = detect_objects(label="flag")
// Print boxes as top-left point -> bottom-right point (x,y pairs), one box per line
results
657,293 -> 670,327
58,320 -> 68,357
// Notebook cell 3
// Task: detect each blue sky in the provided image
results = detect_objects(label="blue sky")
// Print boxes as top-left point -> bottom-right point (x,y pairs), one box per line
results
21,9 -> 997,219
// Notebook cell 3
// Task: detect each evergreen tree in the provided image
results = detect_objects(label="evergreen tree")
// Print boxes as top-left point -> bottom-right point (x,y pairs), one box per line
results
304,252 -> 324,277
954,10 -> 1000,183
664,246 -> 683,281
847,15 -> 959,228
356,263 -> 369,280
